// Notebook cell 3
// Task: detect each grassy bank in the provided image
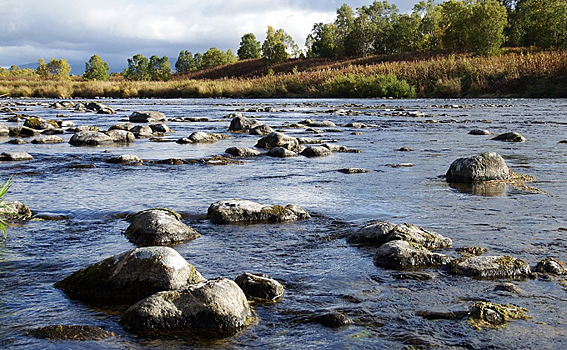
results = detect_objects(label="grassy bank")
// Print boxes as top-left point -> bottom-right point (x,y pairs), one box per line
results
1,50 -> 566,99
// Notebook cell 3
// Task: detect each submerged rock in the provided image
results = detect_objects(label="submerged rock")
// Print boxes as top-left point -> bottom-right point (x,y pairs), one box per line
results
492,131 -> 526,142
105,155 -> 143,164
468,301 -> 529,329
129,111 -> 167,123
267,147 -> 297,158
447,255 -> 532,279
373,240 -> 451,270
55,246 -> 204,305
301,312 -> 352,328
28,325 -> 114,341
534,257 -> 567,275
69,131 -> 113,146
120,278 -> 252,337
446,152 -> 511,183
235,273 -> 284,302
124,208 -> 200,245
207,199 -> 310,224
0,151 -> 33,161
469,129 -> 491,135
338,168 -> 371,174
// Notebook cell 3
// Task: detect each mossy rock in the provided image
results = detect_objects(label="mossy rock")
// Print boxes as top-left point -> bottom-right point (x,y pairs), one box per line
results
468,302 -> 530,329
28,325 -> 114,341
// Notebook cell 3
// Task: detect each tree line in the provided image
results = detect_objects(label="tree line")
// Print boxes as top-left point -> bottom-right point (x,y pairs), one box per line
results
1,0 -> 565,82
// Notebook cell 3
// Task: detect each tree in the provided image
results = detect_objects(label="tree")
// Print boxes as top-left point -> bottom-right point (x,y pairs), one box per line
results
148,55 -> 172,81
123,54 -> 150,81
201,47 -> 234,69
437,0 -> 470,52
83,54 -> 110,81
36,59 -> 49,78
467,0 -> 507,56
237,33 -> 262,60
335,4 -> 355,56
412,0 -> 442,51
46,58 -> 71,80
193,53 -> 203,70
262,26 -> 299,65
510,0 -> 567,48
306,23 -> 338,58
390,13 -> 422,53
175,50 -> 197,74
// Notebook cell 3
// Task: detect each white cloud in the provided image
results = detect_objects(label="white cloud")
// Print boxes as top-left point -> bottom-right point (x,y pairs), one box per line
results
0,0 -> 417,72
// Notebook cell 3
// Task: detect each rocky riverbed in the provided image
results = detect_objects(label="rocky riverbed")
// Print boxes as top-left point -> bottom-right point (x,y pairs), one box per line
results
0,98 -> 566,349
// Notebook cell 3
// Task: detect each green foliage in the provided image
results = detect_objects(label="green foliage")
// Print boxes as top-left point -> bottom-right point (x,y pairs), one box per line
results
237,33 -> 262,60
123,54 -> 150,81
323,73 -> 416,98
201,47 -> 237,69
0,176 -> 14,240
262,26 -> 299,65
47,58 -> 72,80
83,55 -> 110,81
175,50 -> 197,74
36,59 -> 50,78
148,55 -> 172,81
306,23 -> 339,58
510,0 -> 567,48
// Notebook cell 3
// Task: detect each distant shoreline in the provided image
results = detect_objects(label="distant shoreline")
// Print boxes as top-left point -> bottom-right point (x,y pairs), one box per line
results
1,51 -> 566,99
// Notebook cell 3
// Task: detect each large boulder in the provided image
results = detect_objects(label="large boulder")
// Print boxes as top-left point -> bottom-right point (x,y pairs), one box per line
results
373,240 -> 451,269
468,302 -> 529,329
105,129 -> 136,143
129,111 -> 167,123
31,135 -> 65,144
124,208 -> 200,245
446,152 -> 511,183
346,222 -> 452,249
69,131 -> 114,146
235,273 -> 284,302
0,152 -> 33,161
300,146 -> 333,157
120,278 -> 252,337
255,132 -> 300,151
0,201 -> 32,221
447,255 -> 532,279
346,221 -> 396,246
23,117 -> 57,131
228,115 -> 261,132
207,199 -> 310,224
249,124 -> 274,136
54,246 -> 204,305
130,125 -> 154,138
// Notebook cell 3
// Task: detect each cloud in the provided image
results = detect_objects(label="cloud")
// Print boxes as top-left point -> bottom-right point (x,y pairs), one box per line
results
0,0 -> 417,72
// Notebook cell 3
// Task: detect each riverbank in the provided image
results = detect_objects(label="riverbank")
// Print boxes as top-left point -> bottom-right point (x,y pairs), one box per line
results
1,50 -> 566,99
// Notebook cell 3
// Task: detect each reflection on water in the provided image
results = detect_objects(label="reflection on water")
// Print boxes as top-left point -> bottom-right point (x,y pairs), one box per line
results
1,98 -> 566,349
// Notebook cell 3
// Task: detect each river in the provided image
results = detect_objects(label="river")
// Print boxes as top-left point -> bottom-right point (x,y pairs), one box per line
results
0,98 -> 566,349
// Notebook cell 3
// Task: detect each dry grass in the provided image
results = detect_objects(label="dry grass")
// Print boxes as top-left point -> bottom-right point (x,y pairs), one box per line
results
1,50 -> 566,98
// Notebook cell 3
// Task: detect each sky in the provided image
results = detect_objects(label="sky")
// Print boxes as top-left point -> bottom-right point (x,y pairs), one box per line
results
0,0 -> 417,73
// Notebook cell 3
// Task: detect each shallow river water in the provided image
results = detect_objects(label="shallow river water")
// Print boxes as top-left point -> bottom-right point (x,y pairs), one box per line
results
0,98 -> 566,349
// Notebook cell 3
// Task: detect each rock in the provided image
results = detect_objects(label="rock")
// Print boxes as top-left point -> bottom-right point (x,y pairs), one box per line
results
338,168 -> 371,174
108,123 -> 135,131
347,222 -> 452,249
493,282 -> 523,295
534,257 -> 567,275
492,132 -> 526,142
28,325 -> 114,341
14,126 -> 41,136
23,117 -> 57,130
388,223 -> 452,249
129,111 -> 167,123
255,132 -> 300,151
249,124 -> 274,136
267,147 -> 297,158
85,102 -> 115,114
468,301 -> 529,329
228,115 -> 261,132
447,255 -> 532,279
31,135 -> 65,144
446,152 -> 511,183
105,155 -> 142,164
398,146 -> 414,152
124,208 -> 200,245
559,140 -> 567,144
300,119 -> 336,127
150,124 -> 172,133
455,246 -> 489,256
130,125 -> 154,138
300,146 -> 333,157
68,125 -> 99,133
0,201 -> 32,221
69,131 -> 114,146
225,147 -> 261,157
41,128 -> 65,135
297,137 -> 324,145
346,221 -> 396,246
469,129 -> 491,135
6,138 -> 28,145
0,151 -> 33,161
0,123 -> 9,135
373,240 -> 451,269
207,199 -> 310,224
105,129 -> 136,143
54,246 -> 204,305
235,273 -> 284,302
302,312 -> 352,328
344,122 -> 368,128
120,278 -> 252,337
189,131 -> 226,143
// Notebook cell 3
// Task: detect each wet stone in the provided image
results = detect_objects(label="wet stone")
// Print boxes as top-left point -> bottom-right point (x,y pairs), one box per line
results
0,151 -> 33,161
28,325 -> 114,341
